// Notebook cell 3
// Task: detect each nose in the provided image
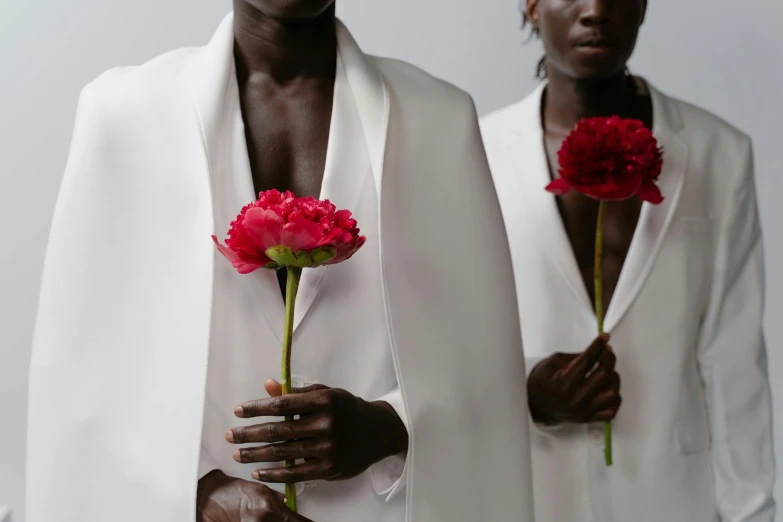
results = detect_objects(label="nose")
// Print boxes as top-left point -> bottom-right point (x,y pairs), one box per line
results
579,0 -> 612,26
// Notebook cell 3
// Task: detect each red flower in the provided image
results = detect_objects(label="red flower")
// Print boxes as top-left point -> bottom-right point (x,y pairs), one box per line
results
545,116 -> 664,204
212,189 -> 366,274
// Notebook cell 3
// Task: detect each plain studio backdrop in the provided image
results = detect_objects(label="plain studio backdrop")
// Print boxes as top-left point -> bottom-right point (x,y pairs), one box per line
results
1,0 -> 781,519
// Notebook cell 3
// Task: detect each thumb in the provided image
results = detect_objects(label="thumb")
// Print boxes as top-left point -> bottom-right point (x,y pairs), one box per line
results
264,379 -> 283,397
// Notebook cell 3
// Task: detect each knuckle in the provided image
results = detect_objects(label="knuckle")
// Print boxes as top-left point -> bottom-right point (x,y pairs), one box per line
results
269,397 -> 287,416
238,448 -> 250,463
323,461 -> 339,477
250,497 -> 272,517
265,422 -> 281,441
271,444 -> 286,462
234,427 -> 247,444
324,388 -> 341,408
323,440 -> 338,460
321,415 -> 336,435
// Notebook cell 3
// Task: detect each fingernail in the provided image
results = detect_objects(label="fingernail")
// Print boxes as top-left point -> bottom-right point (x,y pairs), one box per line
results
232,449 -> 242,462
234,405 -> 244,417
225,430 -> 235,443
252,470 -> 261,480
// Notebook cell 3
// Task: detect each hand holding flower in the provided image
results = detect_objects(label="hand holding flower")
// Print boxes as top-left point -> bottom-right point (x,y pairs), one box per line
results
545,116 -> 663,465
212,189 -> 369,510
528,334 -> 621,425
226,379 -> 408,484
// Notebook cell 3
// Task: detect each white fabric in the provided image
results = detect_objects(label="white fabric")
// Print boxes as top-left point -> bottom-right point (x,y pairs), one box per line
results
198,54 -> 406,520
481,80 -> 775,522
26,13 -> 534,522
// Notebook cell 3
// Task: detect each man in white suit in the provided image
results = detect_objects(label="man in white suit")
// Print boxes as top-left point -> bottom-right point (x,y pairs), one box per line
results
26,1 -> 535,521
481,1 -> 775,521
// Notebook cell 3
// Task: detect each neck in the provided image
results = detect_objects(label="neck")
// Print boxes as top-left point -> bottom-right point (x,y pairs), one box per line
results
543,65 -> 638,134
233,1 -> 337,85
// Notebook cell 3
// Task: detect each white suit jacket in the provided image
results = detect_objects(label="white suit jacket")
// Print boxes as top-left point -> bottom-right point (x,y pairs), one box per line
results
481,81 -> 775,522
26,14 -> 534,522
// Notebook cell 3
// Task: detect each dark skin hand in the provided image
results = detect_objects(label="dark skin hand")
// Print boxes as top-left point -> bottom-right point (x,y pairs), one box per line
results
525,0 -> 651,422
198,1 -> 404,518
528,334 -> 621,425
197,470 -> 313,522
227,380 -> 408,483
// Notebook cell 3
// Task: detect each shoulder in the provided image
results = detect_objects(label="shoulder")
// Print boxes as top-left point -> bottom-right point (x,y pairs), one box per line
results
652,85 -> 756,205
480,97 -> 533,136
657,87 -> 752,160
78,46 -> 198,124
371,56 -> 476,115
480,88 -> 542,150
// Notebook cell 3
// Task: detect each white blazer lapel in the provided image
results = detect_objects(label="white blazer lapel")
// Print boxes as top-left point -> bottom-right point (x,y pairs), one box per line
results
510,82 -> 595,313
292,52 -> 368,332
505,80 -> 689,333
603,82 -> 689,331
335,20 -> 389,198
185,13 -> 236,173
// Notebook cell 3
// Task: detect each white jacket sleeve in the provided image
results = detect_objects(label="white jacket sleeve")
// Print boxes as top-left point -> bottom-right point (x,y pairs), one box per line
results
696,138 -> 775,522
368,386 -> 409,501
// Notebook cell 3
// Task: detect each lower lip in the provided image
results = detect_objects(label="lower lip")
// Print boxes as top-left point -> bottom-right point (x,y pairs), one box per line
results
576,45 -> 618,57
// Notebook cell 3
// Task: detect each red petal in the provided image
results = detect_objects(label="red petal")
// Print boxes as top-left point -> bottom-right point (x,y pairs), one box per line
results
545,178 -> 572,195
637,182 -> 664,204
212,235 -> 266,274
281,218 -> 322,252
212,235 -> 239,263
318,227 -> 344,248
233,260 -> 265,274
244,208 -> 284,251
327,235 -> 367,265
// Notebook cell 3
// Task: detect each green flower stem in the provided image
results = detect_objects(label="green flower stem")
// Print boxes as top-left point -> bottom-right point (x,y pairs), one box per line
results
282,266 -> 302,511
594,201 -> 612,467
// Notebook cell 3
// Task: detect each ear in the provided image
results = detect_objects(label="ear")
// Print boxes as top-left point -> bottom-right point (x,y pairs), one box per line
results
525,0 -> 541,30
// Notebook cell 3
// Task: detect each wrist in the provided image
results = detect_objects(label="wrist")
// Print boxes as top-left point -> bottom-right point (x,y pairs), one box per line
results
529,400 -> 559,425
527,369 -> 559,425
371,400 -> 409,459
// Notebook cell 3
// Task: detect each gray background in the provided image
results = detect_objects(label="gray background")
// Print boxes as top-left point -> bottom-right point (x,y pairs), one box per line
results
1,0 -> 781,520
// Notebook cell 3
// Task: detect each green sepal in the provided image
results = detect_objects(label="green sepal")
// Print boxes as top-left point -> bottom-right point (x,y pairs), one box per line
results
265,245 -> 336,268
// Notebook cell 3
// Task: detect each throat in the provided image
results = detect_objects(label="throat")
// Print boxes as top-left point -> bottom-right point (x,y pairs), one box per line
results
543,72 -> 652,134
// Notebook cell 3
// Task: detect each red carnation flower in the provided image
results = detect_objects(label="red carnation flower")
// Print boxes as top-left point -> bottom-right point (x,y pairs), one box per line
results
544,116 -> 664,468
545,116 -> 664,204
212,189 -> 366,274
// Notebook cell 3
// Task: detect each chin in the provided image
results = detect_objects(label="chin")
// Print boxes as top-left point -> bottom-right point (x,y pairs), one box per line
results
570,61 -> 628,81
568,48 -> 633,80
245,0 -> 335,20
